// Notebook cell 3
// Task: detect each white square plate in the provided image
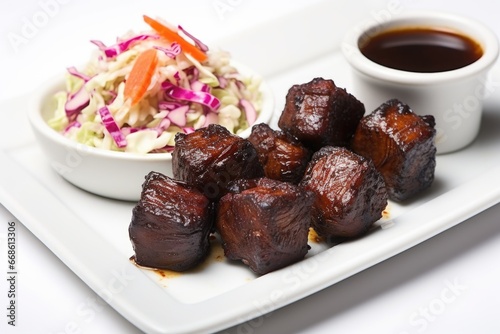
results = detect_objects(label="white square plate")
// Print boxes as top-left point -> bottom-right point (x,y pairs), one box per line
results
2,2 -> 500,333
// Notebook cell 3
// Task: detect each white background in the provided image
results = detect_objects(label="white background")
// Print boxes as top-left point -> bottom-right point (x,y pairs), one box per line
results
1,0 -> 500,333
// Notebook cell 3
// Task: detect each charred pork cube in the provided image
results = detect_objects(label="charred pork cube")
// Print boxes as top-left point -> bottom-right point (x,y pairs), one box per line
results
172,124 -> 263,200
351,99 -> 436,201
129,171 -> 213,272
216,177 -> 314,275
278,77 -> 365,150
248,123 -> 312,184
300,146 -> 388,240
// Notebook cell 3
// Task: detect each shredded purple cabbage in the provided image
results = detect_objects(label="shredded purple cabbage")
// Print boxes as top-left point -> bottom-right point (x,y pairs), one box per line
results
64,121 -> 81,134
158,100 -> 182,111
240,99 -> 257,126
190,80 -> 209,93
98,106 -> 127,147
178,25 -> 209,52
162,82 -> 220,110
217,76 -> 228,89
182,127 -> 195,134
91,34 -> 159,58
154,42 -> 181,59
67,67 -> 92,82
158,117 -> 171,130
65,86 -> 90,121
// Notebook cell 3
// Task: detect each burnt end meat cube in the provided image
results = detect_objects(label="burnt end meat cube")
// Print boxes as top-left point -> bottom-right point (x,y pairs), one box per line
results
300,146 -> 388,239
129,171 -> 213,272
248,123 -> 312,184
172,124 -> 264,200
216,177 -> 314,275
351,99 -> 436,201
278,77 -> 365,150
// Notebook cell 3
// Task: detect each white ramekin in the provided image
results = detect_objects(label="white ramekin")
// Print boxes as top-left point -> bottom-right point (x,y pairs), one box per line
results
342,11 -> 499,154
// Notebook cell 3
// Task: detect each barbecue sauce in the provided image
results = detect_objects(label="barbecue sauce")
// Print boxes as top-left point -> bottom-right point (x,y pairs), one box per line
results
359,27 -> 483,73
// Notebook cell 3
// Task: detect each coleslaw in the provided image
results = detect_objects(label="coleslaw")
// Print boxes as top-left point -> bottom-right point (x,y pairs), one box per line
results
48,16 -> 263,154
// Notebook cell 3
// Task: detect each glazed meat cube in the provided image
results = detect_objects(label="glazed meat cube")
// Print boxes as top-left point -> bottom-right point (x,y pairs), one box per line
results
278,77 -> 365,150
172,124 -> 263,200
248,123 -> 312,184
129,171 -> 213,272
300,146 -> 388,240
216,177 -> 314,275
351,99 -> 436,201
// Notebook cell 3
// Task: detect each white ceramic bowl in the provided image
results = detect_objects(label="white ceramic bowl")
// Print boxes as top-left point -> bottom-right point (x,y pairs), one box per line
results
342,11 -> 499,154
29,67 -> 274,202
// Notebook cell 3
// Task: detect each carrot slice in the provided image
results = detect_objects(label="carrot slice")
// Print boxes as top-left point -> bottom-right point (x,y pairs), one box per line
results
143,15 -> 207,63
124,48 -> 158,106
